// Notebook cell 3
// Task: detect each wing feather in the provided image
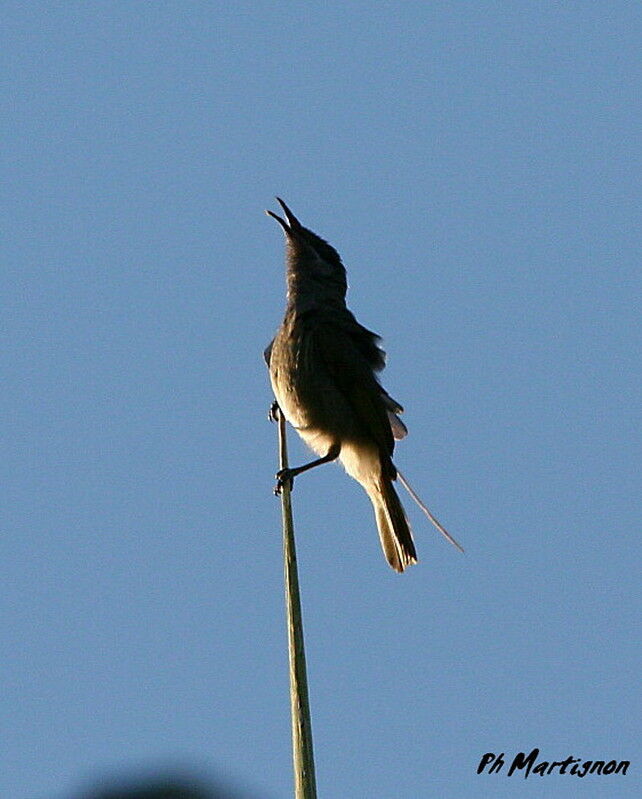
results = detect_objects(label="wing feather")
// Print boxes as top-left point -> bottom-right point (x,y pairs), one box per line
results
312,320 -> 394,456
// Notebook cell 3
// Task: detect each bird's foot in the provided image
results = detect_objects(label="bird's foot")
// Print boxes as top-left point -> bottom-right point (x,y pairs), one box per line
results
268,401 -> 280,423
274,467 -> 295,495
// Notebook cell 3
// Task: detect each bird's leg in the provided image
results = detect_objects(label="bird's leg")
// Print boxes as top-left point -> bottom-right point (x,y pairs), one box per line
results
268,400 -> 280,423
274,443 -> 341,495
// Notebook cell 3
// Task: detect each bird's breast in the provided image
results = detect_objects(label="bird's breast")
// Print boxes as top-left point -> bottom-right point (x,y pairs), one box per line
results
269,327 -> 317,429
269,317 -> 354,445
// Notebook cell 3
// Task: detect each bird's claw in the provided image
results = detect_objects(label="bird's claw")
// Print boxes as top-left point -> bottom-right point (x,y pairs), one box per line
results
274,468 -> 295,495
268,401 -> 280,423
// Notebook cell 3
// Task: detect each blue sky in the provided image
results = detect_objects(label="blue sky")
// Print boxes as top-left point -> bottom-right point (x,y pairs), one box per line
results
4,3 -> 640,797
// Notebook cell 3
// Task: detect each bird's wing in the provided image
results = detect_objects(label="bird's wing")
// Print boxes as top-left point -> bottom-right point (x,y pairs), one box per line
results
335,310 -> 387,372
312,319 -> 395,458
379,390 -> 408,440
333,309 -> 408,440
263,339 -> 274,366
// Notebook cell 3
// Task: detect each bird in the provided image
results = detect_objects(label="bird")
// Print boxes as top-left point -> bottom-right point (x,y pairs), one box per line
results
264,198 -> 463,572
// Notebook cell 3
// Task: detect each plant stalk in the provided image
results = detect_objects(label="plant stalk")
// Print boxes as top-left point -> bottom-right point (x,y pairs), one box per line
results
277,409 -> 317,799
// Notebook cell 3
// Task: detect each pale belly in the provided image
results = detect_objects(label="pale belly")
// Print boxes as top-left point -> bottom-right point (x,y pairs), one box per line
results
269,370 -> 336,457
269,366 -> 381,484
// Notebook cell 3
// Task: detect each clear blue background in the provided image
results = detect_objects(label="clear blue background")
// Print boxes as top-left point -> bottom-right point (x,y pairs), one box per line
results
4,3 -> 640,797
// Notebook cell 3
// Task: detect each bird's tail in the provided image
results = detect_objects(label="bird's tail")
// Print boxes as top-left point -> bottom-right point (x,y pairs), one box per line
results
368,474 -> 418,573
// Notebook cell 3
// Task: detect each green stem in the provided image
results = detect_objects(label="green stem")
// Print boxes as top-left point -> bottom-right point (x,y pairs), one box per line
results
278,410 -> 318,799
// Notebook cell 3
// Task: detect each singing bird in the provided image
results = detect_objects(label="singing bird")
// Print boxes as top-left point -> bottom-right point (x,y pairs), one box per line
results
265,198 -> 462,572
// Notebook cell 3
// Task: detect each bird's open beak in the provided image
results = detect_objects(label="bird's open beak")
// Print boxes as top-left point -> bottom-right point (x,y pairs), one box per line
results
265,197 -> 303,238
275,197 -> 302,230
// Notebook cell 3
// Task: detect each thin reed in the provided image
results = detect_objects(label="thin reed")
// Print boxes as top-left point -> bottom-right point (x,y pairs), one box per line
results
277,410 -> 317,799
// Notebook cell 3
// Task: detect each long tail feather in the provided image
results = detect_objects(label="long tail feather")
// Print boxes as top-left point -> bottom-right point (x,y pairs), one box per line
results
369,477 -> 417,572
396,469 -> 465,553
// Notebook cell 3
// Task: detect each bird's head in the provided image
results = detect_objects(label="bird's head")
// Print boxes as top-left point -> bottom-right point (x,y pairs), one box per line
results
266,198 -> 347,304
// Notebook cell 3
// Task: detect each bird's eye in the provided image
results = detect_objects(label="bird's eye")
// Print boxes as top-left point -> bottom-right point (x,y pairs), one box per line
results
309,246 -> 335,275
